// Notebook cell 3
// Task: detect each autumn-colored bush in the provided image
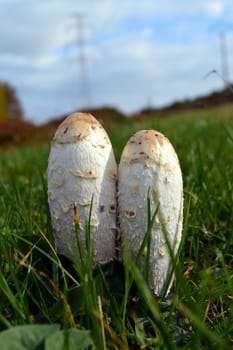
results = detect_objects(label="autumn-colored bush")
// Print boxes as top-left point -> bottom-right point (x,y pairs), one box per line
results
0,120 -> 37,146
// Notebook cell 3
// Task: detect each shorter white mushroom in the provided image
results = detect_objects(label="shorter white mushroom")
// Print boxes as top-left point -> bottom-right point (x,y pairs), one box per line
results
118,129 -> 183,296
47,112 -> 117,266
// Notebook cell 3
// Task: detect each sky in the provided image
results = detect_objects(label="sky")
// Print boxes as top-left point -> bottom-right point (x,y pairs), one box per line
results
1,0 -> 233,124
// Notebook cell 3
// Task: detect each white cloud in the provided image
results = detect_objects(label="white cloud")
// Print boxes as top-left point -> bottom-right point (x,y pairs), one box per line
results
0,0 -> 232,124
204,1 -> 224,16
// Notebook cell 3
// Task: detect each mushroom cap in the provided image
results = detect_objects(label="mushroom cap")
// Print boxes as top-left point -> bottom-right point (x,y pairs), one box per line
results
52,112 -> 111,145
118,129 -> 183,296
120,129 -> 179,169
47,112 -> 117,266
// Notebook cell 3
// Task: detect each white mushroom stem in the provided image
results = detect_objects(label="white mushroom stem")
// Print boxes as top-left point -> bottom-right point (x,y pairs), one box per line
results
118,129 -> 183,296
47,112 -> 117,266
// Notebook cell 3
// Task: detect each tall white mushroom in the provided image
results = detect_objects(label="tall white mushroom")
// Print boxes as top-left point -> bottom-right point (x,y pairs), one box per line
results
47,112 -> 117,266
118,129 -> 183,296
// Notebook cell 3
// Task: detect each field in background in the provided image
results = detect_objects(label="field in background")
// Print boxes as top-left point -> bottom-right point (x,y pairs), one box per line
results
0,105 -> 232,349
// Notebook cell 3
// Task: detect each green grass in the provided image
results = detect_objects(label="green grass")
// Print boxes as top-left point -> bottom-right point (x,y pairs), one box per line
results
0,107 -> 232,349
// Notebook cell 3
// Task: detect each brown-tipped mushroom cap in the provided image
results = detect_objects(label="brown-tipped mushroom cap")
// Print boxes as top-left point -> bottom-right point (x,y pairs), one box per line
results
53,112 -> 111,144
47,112 -> 117,266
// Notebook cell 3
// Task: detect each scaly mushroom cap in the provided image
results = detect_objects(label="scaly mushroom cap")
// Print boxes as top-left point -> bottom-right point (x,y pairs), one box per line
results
118,129 -> 183,296
47,112 -> 117,265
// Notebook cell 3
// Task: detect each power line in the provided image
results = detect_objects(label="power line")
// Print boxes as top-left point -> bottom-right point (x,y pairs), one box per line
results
72,13 -> 91,108
219,31 -> 230,86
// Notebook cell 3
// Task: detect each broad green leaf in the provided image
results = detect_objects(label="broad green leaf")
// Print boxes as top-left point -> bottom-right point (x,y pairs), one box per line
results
45,329 -> 93,350
0,324 -> 59,350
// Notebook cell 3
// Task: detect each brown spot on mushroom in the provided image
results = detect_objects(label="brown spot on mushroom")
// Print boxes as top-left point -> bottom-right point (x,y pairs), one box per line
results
80,200 -> 92,207
53,177 -> 65,187
109,204 -> 116,213
131,185 -> 139,194
90,217 -> 99,227
70,169 -> 99,179
103,136 -> 110,144
53,212 -> 59,220
123,210 -> 136,218
48,191 -> 55,201
153,189 -> 161,201
50,166 -> 66,187
164,162 -> 173,171
161,216 -> 171,224
159,247 -> 166,258
62,204 -> 73,213
142,247 -> 148,257
108,170 -> 116,180
100,205 -> 105,212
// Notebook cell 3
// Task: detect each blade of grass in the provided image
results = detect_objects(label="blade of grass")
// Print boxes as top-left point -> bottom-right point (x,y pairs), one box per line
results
178,302 -> 229,349
131,263 -> 175,350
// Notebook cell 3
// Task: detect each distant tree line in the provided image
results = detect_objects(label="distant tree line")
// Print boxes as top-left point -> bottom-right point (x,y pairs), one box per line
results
0,82 -> 24,121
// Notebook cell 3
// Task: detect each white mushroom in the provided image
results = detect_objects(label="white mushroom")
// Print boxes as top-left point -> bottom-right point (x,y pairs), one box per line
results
47,112 -> 117,266
118,129 -> 183,296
